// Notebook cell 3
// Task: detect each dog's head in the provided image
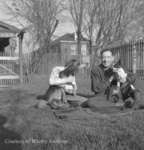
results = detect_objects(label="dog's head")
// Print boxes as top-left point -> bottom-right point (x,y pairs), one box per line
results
120,82 -> 137,100
106,84 -> 121,103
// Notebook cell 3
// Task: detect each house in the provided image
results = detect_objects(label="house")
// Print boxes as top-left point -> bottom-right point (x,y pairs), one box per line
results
51,33 -> 90,64
0,21 -> 24,86
28,33 -> 91,74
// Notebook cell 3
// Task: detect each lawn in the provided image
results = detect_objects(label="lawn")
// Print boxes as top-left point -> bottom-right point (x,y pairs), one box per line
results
0,73 -> 144,150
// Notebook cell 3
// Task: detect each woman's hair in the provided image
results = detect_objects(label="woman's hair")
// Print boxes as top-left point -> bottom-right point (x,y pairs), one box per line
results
59,59 -> 80,78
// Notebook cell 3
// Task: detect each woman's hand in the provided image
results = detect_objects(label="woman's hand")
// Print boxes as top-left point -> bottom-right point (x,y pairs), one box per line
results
65,76 -> 74,83
65,83 -> 77,95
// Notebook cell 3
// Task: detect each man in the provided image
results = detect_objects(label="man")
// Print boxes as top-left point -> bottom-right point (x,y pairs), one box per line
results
82,49 -> 137,109
91,50 -> 136,95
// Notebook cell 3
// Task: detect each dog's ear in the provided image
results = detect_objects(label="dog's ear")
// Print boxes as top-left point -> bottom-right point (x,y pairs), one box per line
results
113,59 -> 121,68
113,54 -> 121,67
118,59 -> 121,66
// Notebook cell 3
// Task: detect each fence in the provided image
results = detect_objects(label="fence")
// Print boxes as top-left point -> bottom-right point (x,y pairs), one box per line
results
23,39 -> 144,83
23,51 -> 92,83
23,52 -> 62,76
0,53 -> 20,87
105,40 -> 144,79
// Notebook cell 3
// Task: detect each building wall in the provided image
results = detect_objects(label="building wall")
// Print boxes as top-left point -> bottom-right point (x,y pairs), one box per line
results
26,40 -> 90,75
60,41 -> 89,64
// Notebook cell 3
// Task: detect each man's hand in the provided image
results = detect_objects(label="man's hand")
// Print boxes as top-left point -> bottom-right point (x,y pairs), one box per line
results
109,75 -> 114,83
113,68 -> 127,83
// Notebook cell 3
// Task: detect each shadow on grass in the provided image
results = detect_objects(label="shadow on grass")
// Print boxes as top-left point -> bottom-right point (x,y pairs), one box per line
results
77,92 -> 96,98
0,114 -> 22,150
1,88 -> 144,150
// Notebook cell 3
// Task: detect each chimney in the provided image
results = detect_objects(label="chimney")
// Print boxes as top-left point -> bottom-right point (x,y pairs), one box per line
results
74,32 -> 77,41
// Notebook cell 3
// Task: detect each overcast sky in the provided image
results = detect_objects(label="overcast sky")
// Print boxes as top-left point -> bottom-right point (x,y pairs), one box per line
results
0,0 -> 74,37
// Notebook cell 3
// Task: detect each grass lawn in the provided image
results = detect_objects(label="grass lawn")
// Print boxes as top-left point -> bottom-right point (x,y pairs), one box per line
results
0,73 -> 144,150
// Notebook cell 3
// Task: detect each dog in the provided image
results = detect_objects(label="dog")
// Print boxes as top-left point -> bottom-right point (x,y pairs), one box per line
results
106,60 -> 123,103
36,59 -> 82,110
36,85 -> 68,109
36,60 -> 79,109
106,60 -> 138,108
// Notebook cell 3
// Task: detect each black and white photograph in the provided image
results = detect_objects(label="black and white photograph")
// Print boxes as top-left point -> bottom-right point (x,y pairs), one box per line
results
0,0 -> 144,149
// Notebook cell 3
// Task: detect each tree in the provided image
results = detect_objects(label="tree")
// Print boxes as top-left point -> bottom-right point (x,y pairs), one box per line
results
82,0 -> 136,58
9,0 -> 65,51
69,0 -> 85,56
5,0 -> 65,73
82,0 -> 97,54
68,0 -> 137,66
127,0 -> 144,40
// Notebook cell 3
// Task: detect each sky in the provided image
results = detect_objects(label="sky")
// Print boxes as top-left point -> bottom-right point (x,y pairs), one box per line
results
0,0 -> 75,38
0,0 -> 75,54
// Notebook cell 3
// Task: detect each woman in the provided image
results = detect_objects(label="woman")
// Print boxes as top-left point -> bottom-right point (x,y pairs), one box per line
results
37,59 -> 87,109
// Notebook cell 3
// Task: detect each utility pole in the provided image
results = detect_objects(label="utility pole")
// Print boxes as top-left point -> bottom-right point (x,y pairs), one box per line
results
18,31 -> 24,84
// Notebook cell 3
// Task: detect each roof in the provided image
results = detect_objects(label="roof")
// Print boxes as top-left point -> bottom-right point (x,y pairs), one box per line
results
106,40 -> 125,49
0,21 -> 21,33
52,33 -> 88,45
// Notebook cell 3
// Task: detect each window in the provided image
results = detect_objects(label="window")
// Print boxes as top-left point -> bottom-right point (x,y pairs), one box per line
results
81,44 -> 87,56
70,44 -> 76,55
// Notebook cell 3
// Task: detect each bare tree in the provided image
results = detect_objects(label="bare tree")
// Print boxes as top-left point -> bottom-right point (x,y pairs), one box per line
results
82,0 -> 97,54
69,0 -> 85,56
127,0 -> 144,40
82,0 -> 136,59
5,0 -> 65,73
9,0 -> 65,51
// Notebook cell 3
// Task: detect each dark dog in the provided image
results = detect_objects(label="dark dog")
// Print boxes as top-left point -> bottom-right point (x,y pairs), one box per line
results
106,61 -> 138,108
106,60 -> 123,103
